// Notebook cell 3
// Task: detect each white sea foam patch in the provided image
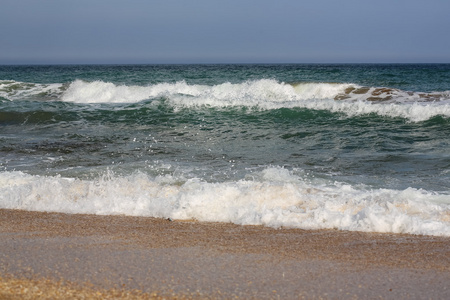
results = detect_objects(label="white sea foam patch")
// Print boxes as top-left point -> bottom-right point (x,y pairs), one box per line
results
1,169 -> 449,236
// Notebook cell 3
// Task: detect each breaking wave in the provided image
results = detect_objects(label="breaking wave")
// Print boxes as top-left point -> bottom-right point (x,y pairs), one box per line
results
2,79 -> 450,122
0,168 -> 449,236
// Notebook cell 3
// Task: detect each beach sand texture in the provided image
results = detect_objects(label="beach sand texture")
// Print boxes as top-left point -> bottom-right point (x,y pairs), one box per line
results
1,209 -> 449,299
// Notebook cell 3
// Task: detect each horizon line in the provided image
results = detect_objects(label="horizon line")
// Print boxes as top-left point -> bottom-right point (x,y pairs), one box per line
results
1,61 -> 450,66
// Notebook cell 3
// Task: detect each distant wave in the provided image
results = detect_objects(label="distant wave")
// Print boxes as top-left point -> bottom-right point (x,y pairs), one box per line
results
0,80 -> 64,101
2,79 -> 450,122
1,168 -> 449,236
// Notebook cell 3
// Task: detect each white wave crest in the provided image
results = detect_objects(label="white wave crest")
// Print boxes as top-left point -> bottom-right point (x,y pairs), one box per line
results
62,80 -> 154,103
60,79 -> 353,104
58,79 -> 450,121
4,79 -> 450,121
60,79 -> 296,104
292,82 -> 354,99
1,169 -> 449,236
298,98 -> 450,122
0,80 -> 63,100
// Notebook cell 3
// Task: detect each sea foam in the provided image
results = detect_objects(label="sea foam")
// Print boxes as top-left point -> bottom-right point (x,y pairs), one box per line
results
1,169 -> 449,236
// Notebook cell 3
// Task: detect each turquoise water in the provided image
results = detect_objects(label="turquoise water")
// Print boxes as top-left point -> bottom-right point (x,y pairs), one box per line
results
1,64 -> 449,235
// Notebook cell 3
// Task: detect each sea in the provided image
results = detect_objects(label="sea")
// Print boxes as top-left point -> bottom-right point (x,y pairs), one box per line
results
1,64 -> 449,236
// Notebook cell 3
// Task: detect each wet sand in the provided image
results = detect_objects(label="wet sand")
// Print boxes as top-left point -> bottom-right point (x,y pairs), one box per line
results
1,209 -> 449,299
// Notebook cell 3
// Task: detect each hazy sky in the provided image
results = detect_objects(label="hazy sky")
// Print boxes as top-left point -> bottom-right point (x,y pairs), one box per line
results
1,0 -> 449,64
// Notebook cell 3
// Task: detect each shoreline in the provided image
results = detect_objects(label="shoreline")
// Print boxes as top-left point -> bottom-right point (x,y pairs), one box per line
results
1,209 -> 449,298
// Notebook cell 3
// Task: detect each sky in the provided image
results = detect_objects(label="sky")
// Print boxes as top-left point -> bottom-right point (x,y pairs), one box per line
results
1,0 -> 450,64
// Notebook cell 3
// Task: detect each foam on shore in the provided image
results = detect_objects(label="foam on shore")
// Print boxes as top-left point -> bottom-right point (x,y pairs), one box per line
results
1,168 -> 448,236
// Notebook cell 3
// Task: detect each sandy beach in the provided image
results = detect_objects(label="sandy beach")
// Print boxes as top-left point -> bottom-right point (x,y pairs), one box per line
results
0,208 -> 449,299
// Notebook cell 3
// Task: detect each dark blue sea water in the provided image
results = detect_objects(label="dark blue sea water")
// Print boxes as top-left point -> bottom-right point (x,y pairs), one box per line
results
1,64 -> 449,235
